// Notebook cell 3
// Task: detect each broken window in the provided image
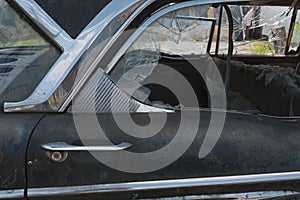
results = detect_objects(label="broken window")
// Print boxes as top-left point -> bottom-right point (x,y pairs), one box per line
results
155,5 -> 214,55
108,3 -> 300,116
218,6 -> 293,56
109,5 -> 214,110
213,5 -> 300,116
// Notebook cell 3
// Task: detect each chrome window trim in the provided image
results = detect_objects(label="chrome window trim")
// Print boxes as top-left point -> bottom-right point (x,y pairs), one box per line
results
104,0 -> 250,74
59,0 -> 155,112
27,171 -> 300,197
4,0 -> 250,113
4,0 -> 146,112
140,191 -> 300,200
98,0 -> 237,113
0,189 -> 24,199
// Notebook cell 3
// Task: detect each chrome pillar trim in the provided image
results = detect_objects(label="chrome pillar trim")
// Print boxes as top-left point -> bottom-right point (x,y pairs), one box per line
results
28,171 -> 300,197
4,0 -> 145,112
58,0 -> 155,112
104,0 -> 248,74
14,0 -> 73,50
0,189 -> 24,199
141,191 -> 300,200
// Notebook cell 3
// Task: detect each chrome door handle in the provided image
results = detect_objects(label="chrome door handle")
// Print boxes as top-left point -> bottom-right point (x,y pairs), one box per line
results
41,142 -> 132,152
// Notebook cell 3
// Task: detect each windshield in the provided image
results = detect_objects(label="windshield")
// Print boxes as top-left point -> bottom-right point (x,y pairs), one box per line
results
0,0 -> 60,105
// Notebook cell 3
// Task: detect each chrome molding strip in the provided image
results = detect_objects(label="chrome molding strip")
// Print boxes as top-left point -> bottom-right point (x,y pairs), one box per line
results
4,0 -> 145,112
28,171 -> 300,197
14,0 -> 73,50
141,191 -> 300,200
0,189 -> 24,199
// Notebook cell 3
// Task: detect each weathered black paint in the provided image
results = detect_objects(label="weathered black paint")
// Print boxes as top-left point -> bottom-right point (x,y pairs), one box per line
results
1,1 -> 300,199
0,113 -> 44,190
26,111 -> 300,199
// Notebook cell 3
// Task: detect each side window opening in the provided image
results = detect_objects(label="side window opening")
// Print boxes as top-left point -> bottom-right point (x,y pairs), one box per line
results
108,3 -> 300,117
110,5 -> 214,110
0,0 -> 60,105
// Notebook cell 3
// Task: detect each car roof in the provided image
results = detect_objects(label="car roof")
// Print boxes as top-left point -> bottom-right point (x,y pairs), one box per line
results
32,0 -> 298,38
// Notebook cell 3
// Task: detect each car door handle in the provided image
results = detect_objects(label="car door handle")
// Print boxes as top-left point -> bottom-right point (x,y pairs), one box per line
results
41,142 -> 132,152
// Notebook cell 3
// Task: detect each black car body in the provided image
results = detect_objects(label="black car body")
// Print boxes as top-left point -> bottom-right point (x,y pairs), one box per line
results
1,0 -> 300,199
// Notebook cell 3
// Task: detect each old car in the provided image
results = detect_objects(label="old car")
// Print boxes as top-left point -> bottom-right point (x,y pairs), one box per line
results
1,0 -> 300,199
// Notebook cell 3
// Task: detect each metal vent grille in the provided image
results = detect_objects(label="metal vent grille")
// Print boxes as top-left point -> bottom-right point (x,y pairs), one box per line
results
73,69 -> 140,112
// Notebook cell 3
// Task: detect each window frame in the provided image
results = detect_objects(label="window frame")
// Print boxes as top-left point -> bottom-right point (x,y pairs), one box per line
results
5,0 -> 298,113
105,2 -> 221,74
103,2 -> 228,113
104,1 -> 300,117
